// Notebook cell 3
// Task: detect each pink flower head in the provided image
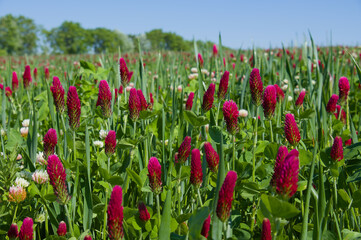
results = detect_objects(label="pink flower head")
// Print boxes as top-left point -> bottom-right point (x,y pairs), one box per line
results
84,235 -> 92,240
57,221 -> 67,236
223,100 -> 239,135
202,83 -> 215,112
176,136 -> 192,164
9,185 -> 26,203
33,68 -> 38,80
96,80 -> 112,118
50,76 -> 65,114
119,85 -> 123,94
19,217 -> 33,240
138,202 -> 150,222
295,89 -> 306,108
23,65 -> 32,89
331,136 -> 343,162
129,88 -> 141,121
148,157 -> 162,194
204,142 -> 219,173
271,146 -> 288,187
338,77 -> 350,104
148,92 -> 154,110
67,86 -> 81,130
44,67 -> 50,80
334,105 -> 346,124
275,149 -> 299,198
326,94 -> 339,113
137,89 -> 148,111
119,58 -> 133,87
345,138 -> 352,146
8,223 -> 19,240
262,85 -> 277,119
198,53 -> 204,68
261,218 -> 272,240
274,84 -> 284,101
190,149 -> 203,188
284,114 -> 300,146
216,171 -> 237,222
185,92 -> 195,111
107,185 -> 124,240
105,130 -> 116,157
5,87 -> 12,99
218,71 -> 230,100
201,215 -> 211,238
12,72 -> 19,91
249,68 -> 264,106
47,155 -> 70,205
213,44 -> 218,56
43,128 -> 57,160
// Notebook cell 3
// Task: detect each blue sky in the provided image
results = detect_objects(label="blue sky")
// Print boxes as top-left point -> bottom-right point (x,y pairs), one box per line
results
0,0 -> 360,49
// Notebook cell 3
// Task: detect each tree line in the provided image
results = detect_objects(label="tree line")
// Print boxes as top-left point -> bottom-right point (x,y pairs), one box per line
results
0,14 -> 215,56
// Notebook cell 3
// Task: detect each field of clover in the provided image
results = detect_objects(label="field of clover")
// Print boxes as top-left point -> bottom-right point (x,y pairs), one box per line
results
1,36 -> 361,240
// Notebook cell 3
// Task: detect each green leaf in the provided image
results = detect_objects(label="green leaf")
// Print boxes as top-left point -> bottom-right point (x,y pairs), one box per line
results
183,110 -> 209,127
264,143 -> 279,159
188,207 -> 209,240
260,194 -> 300,219
159,189 -> 172,240
126,168 -> 143,188
342,229 -> 361,240
80,60 -> 96,72
6,128 -> 23,151
43,193 -> 57,202
299,149 -> 313,166
351,189 -> 361,209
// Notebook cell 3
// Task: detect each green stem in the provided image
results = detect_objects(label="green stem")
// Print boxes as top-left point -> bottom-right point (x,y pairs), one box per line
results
64,204 -> 74,236
197,188 -> 203,207
333,177 -> 338,207
216,101 -> 221,126
232,135 -> 236,170
252,106 -> 259,182
103,190 -> 108,240
270,119 -> 274,142
156,194 -> 161,228
12,204 -> 18,223
73,131 -> 76,163
45,209 -> 49,237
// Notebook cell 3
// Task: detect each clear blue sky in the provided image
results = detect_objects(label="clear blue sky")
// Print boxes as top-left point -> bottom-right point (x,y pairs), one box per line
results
0,0 -> 360,49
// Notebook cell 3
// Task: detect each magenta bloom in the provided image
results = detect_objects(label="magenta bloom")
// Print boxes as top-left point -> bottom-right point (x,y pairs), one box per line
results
137,89 -> 148,111
284,114 -> 300,146
218,71 -> 230,100
249,68 -> 264,106
107,185 -> 124,240
84,235 -> 92,240
262,85 -> 277,119
22,65 -> 32,89
50,76 -> 65,114
119,58 -> 133,87
331,136 -> 343,162
216,171 -> 237,222
176,136 -> 192,164
47,155 -> 70,205
33,68 -> 38,80
43,128 -> 57,160
148,157 -> 162,194
129,88 -> 141,121
67,86 -> 81,130
275,149 -> 299,198
334,105 -> 346,124
274,84 -> 284,101
8,223 -> 18,240
138,202 -> 151,222
148,92 -> 154,110
338,77 -> 350,104
57,221 -> 67,236
271,146 -> 288,187
5,87 -> 12,98
223,100 -> 239,135
198,53 -> 204,68
105,130 -> 116,157
44,67 -> 50,80
202,83 -> 215,112
261,218 -> 272,240
295,89 -> 306,108
19,217 -> 33,240
204,142 -> 219,173
190,149 -> 203,188
212,44 -> 218,56
96,80 -> 112,118
185,92 -> 195,111
12,72 -> 19,91
326,94 -> 339,113
201,215 -> 211,238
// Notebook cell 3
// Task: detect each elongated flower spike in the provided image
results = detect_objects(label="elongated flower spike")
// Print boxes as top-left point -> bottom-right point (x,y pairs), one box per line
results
107,185 -> 124,240
326,94 -> 339,113
213,44 -> 218,56
190,149 -> 203,188
137,89 -> 148,111
50,76 -> 65,114
202,83 -> 215,112
204,142 -> 219,173
105,130 -> 116,157
270,146 -> 289,187
8,223 -> 18,240
295,89 -> 306,108
67,86 -> 81,130
275,149 -> 299,198
19,217 -> 33,240
96,80 -> 112,118
57,221 -> 67,236
218,71 -> 230,100
216,171 -> 237,222
198,53 -> 204,68
129,88 -> 141,121
138,202 -> 151,222
331,136 -> 343,162
201,215 -> 211,238
185,92 -> 195,111
148,92 -> 154,110
284,114 -> 301,146
262,85 -> 277,119
12,72 -> 19,91
223,100 -> 239,135
33,68 -> 38,81
261,218 -> 272,240
119,58 -> 133,87
47,155 -> 70,205
44,67 -> 50,80
249,68 -> 264,106
148,157 -> 162,194
5,87 -> 12,99
23,65 -> 32,89
338,76 -> 350,104
43,128 -> 57,160
176,136 -> 192,164
274,84 -> 284,101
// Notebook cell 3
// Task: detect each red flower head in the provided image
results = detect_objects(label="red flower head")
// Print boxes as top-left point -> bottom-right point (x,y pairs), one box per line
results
67,86 -> 81,130
19,217 -> 33,240
105,130 -> 116,157
202,83 -> 215,112
84,235 -> 92,240
213,44 -> 218,56
249,68 -> 264,106
262,85 -> 277,119
119,58 -> 133,87
201,215 -> 211,238
33,68 -> 38,80
218,71 -> 230,100
57,221 -> 67,236
345,138 -> 352,146
12,72 -> 19,91
198,53 -> 204,68
216,171 -> 237,222
204,142 -> 219,173
275,149 -> 299,198
274,84 -> 284,102
47,155 -> 70,205
326,94 -> 339,113
50,76 -> 65,114
148,92 -> 154,110
114,88 -> 118,101
8,223 -> 18,240
331,136 -> 343,162
138,202 -> 151,222
44,67 -> 50,80
295,89 -> 306,108
223,100 -> 239,135
137,89 -> 148,111
284,114 -> 300,146
5,87 -> 12,99
271,145 -> 289,187
261,218 -> 272,240
43,128 -> 57,160
176,136 -> 192,164
23,65 -> 32,89
338,76 -> 350,104
107,185 -> 124,240
96,80 -> 112,118
334,105 -> 346,124
147,157 -> 162,194
129,88 -> 141,121
185,92 -> 195,111
190,149 -> 203,188
119,85 -> 123,94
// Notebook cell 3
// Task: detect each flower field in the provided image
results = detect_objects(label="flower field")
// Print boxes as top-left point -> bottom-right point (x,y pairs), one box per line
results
1,39 -> 361,240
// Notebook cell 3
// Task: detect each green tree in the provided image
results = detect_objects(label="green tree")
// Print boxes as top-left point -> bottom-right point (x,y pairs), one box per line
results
91,28 -> 134,53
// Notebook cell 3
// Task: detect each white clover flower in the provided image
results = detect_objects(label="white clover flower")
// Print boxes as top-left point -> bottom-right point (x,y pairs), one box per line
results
288,96 -> 293,101
281,85 -> 288,91
191,67 -> 198,73
35,213 -> 46,223
312,80 -> 316,85
211,78 -> 217,82
129,82 -> 135,87
16,154 -> 22,160
283,79 -> 289,84
205,124 -> 209,133
20,127 -> 29,137
99,129 -> 108,139
239,109 -> 249,118
15,177 -> 29,188
22,119 -> 30,127
153,74 -> 159,80
177,85 -> 182,93
32,170 -> 49,184
294,88 -> 300,94
94,140 -> 104,148
1,128 -> 5,136
36,152 -> 47,165
295,75 -> 300,80
201,69 -> 209,75
126,86 -> 132,92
